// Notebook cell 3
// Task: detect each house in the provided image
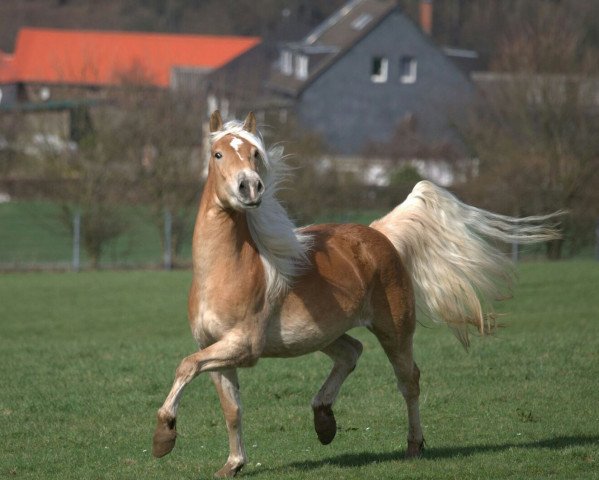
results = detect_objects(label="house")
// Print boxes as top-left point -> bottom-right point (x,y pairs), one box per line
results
0,27 -> 260,115
265,0 -> 474,157
0,27 -> 260,105
0,27 -> 260,158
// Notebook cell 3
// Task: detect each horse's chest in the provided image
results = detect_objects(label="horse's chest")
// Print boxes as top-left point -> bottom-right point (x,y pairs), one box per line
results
191,304 -> 225,346
189,281 -> 264,347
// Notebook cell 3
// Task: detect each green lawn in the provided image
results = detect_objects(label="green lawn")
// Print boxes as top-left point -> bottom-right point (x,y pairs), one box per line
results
1,201 -> 596,269
1,261 -> 598,479
0,202 -> 380,270
0,201 -> 190,268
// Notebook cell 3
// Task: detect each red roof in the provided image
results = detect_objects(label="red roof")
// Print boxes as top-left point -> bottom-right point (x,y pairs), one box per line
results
0,50 -> 17,83
0,28 -> 260,87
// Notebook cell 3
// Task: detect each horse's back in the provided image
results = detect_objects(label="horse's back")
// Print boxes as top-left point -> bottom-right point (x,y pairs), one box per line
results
262,223 -> 414,357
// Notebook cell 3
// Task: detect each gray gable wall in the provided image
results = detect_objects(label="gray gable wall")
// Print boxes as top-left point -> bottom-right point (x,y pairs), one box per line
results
296,10 -> 473,154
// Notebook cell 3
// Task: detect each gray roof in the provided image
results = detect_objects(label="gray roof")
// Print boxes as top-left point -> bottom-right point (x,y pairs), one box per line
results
267,0 -> 397,97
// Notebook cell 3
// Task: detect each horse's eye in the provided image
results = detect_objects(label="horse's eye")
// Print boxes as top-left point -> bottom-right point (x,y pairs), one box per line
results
215,152 -> 222,159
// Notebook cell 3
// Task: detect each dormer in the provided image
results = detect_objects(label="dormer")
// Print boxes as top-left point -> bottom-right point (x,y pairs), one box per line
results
280,49 -> 293,75
279,49 -> 311,80
295,54 -> 309,80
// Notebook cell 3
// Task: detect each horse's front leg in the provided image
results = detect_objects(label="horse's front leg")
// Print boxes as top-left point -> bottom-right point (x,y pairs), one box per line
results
152,338 -> 255,460
210,369 -> 246,478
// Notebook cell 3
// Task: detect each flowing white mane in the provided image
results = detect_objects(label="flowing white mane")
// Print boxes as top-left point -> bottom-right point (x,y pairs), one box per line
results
211,121 -> 311,299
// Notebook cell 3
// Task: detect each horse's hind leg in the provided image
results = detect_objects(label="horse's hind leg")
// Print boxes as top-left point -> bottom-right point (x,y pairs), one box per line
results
371,301 -> 424,458
312,334 -> 363,445
210,369 -> 247,478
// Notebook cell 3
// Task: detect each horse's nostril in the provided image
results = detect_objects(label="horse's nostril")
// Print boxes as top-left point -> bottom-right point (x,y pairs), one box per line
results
239,181 -> 246,191
257,181 -> 263,193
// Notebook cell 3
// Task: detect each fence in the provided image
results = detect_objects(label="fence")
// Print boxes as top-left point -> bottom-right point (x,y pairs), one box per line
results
1,198 -> 597,272
0,201 -> 193,271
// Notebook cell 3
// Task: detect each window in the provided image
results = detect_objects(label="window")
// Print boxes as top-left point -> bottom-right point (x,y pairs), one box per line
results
371,57 -> 388,83
400,56 -> 417,84
281,50 -> 293,75
351,13 -> 373,30
295,54 -> 309,80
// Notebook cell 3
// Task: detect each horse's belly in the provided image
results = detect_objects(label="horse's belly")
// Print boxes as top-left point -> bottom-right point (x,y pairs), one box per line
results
262,301 -> 361,358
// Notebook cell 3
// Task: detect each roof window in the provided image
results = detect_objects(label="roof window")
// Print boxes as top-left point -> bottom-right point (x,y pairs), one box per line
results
351,13 -> 373,30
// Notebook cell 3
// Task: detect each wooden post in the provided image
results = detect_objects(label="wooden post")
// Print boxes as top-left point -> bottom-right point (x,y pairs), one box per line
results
72,210 -> 81,272
163,209 -> 173,270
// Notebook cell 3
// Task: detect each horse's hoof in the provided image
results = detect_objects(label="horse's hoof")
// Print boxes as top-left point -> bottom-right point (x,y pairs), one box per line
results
405,438 -> 425,459
152,413 -> 177,458
313,404 -> 337,445
214,461 -> 244,478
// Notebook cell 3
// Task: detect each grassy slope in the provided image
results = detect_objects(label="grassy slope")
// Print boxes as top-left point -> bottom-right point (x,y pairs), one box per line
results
0,201 -> 377,269
0,201 -> 191,268
1,201 -> 595,268
0,202 -> 72,264
0,262 -> 598,479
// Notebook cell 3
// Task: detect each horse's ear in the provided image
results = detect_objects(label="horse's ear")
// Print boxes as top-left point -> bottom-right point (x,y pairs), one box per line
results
242,112 -> 257,135
209,110 -> 223,133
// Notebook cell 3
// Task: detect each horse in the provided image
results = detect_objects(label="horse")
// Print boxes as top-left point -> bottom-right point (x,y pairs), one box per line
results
152,111 -> 561,477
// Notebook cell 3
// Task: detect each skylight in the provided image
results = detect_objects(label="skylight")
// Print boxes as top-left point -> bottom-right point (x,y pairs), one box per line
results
351,13 -> 373,30
305,0 -> 362,44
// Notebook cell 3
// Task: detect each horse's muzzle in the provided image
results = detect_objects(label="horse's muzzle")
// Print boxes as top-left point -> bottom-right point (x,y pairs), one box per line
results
237,170 -> 264,208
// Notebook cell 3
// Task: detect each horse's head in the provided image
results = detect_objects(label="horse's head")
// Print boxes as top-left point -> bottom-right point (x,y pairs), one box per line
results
208,110 -> 265,211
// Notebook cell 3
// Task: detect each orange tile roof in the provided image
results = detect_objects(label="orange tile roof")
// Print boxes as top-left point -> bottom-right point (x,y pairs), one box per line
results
1,28 -> 260,87
0,50 -> 17,83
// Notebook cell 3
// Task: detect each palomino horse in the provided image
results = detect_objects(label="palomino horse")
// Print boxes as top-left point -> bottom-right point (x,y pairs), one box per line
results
153,111 -> 560,477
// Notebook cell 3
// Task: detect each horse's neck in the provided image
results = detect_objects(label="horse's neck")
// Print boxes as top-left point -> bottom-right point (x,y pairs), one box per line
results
192,180 -> 260,280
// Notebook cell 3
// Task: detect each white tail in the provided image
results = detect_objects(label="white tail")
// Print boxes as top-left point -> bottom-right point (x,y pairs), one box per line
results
370,181 -> 563,348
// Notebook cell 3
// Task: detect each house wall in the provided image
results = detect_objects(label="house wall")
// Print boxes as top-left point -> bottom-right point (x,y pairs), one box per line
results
297,9 -> 473,154
0,83 -> 17,107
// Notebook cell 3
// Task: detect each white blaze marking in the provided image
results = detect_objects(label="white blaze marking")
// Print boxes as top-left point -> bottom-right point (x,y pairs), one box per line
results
230,138 -> 244,160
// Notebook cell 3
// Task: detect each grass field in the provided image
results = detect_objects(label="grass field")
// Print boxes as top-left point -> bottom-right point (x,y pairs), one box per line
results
0,201 -> 184,268
1,261 -> 598,479
4,200 -> 591,270
0,201 -> 382,269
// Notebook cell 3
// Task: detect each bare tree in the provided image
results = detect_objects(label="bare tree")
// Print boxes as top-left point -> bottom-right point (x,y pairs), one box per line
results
19,103 -> 134,269
115,87 -> 204,266
462,2 -> 599,258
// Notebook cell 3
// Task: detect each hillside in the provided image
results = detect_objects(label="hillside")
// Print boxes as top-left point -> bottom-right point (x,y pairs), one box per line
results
0,0 -> 346,52
3,0 -> 599,62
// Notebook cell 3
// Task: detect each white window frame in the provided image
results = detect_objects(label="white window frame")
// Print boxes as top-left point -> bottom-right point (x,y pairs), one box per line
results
295,54 -> 309,80
371,57 -> 388,83
281,50 -> 293,75
400,56 -> 417,84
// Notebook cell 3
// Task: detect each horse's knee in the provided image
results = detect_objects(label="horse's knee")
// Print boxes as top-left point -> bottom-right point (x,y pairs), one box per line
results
413,362 -> 420,383
395,360 -> 421,399
236,345 -> 260,368
348,337 -> 363,362
175,356 -> 197,381
409,362 -> 420,396
341,336 -> 363,372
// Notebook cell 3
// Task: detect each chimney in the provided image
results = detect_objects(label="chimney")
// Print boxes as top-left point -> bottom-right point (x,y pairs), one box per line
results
419,0 -> 433,36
